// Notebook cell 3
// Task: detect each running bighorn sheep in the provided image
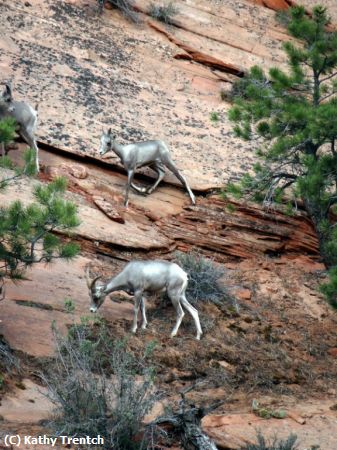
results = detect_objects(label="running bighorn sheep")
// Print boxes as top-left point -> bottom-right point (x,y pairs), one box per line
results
99,129 -> 196,207
0,83 -> 39,171
86,260 -> 202,340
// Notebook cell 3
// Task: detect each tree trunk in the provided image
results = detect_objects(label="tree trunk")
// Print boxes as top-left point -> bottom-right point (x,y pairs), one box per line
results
149,390 -> 221,450
181,420 -> 218,450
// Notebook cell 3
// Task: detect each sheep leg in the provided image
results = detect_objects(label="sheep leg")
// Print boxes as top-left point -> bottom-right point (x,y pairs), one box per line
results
130,163 -> 166,195
168,289 -> 185,338
180,294 -> 202,340
162,156 -> 195,204
131,291 -> 143,333
146,162 -> 166,194
20,129 -> 39,172
131,181 -> 148,194
140,296 -> 148,329
125,169 -> 135,207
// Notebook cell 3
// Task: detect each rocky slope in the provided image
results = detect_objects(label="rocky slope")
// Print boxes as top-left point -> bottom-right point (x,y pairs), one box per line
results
1,1 -> 337,449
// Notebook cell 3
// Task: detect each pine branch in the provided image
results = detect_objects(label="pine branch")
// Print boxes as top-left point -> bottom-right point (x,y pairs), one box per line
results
319,91 -> 337,103
270,173 -> 298,180
320,71 -> 337,83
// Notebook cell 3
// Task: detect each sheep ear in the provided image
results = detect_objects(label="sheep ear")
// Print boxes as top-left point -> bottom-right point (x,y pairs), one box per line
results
108,127 -> 112,135
2,83 -> 12,102
0,281 -> 5,302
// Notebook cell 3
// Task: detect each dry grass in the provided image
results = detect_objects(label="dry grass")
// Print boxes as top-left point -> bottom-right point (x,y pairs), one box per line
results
241,432 -> 298,450
99,0 -> 140,22
148,2 -> 178,24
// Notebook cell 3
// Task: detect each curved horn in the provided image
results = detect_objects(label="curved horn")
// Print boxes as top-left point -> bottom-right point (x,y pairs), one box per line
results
85,266 -> 103,290
85,266 -> 93,289
91,275 -> 102,289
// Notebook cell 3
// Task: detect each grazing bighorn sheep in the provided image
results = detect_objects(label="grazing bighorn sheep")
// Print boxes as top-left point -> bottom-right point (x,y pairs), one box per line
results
99,129 -> 196,207
0,83 -> 39,171
86,260 -> 202,340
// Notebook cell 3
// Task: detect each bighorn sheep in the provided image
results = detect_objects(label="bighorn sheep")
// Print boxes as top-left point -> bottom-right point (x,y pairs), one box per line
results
99,129 -> 196,207
86,260 -> 202,340
0,83 -> 39,171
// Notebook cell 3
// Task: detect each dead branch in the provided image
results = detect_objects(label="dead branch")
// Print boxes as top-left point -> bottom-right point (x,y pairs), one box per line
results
147,384 -> 222,450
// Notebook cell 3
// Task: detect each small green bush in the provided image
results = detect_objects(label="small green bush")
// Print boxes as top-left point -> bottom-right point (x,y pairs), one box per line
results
174,251 -> 226,305
0,117 -> 16,147
64,297 -> 75,313
210,111 -> 220,123
149,2 -> 178,24
241,432 -> 298,450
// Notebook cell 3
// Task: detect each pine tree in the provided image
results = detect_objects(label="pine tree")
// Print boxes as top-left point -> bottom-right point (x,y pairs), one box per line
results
0,117 -> 37,188
228,5 -> 337,306
0,119 -> 80,299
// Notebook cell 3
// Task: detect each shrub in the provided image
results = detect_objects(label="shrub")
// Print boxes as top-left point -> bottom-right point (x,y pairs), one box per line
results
44,321 -> 158,450
99,0 -> 139,22
220,88 -> 230,102
241,432 -> 298,450
223,75 -> 255,103
0,336 -> 19,372
64,297 -> 75,313
210,111 -> 220,123
0,336 -> 20,392
149,2 -> 178,24
174,251 -> 226,305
